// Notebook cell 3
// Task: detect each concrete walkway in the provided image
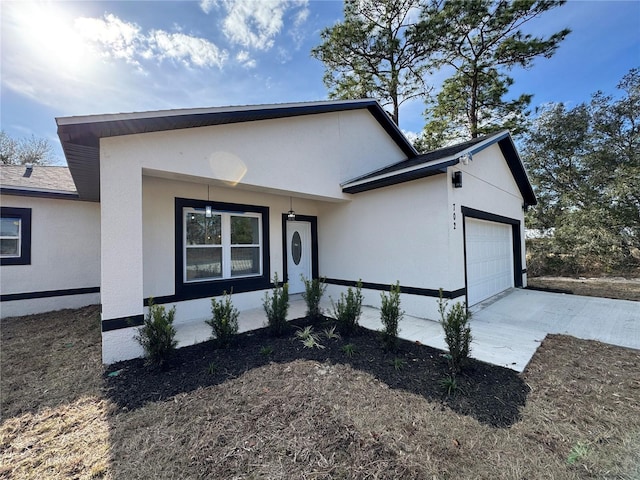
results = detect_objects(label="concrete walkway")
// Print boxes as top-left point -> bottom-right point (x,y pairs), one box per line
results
174,289 -> 639,374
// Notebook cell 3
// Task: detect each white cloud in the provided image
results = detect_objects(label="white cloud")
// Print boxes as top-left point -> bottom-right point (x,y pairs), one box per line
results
236,50 -> 257,68
201,0 -> 309,51
75,13 -> 227,69
75,14 -> 144,66
149,31 -> 228,68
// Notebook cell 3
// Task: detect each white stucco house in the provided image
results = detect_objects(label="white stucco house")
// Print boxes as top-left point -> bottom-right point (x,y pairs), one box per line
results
0,99 -> 536,363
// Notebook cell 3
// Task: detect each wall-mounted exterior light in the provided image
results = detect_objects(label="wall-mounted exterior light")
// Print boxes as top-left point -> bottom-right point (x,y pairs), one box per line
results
460,153 -> 472,165
453,171 -> 462,188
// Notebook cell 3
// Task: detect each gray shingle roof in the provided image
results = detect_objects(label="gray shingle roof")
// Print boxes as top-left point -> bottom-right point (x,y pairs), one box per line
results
0,165 -> 78,198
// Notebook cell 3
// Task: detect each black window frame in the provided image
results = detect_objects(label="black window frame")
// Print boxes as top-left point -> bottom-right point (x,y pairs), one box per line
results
174,197 -> 270,301
0,207 -> 31,266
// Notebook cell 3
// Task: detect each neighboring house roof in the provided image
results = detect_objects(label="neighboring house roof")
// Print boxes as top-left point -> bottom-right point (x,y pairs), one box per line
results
341,131 -> 537,206
56,99 -> 418,202
0,165 -> 79,199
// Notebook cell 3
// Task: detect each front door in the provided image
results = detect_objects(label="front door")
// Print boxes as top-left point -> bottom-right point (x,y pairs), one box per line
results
286,221 -> 312,294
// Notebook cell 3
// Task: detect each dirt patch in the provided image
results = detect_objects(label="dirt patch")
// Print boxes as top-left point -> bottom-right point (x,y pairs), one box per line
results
527,275 -> 640,301
104,317 -> 528,428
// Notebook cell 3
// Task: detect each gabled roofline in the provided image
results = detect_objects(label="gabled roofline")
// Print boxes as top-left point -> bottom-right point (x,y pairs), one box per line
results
56,99 -> 417,202
342,130 -> 537,206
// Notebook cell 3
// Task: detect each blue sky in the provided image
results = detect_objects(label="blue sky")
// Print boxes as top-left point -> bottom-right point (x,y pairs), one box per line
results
1,0 -> 639,164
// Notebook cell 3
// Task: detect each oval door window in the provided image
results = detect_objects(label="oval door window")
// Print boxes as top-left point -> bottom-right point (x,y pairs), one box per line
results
292,231 -> 302,265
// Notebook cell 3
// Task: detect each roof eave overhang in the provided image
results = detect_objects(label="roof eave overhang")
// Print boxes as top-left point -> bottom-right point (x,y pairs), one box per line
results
342,158 -> 459,194
56,99 -> 417,202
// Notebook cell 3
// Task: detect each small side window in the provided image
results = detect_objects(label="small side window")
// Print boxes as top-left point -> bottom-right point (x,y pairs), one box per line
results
0,207 -> 31,265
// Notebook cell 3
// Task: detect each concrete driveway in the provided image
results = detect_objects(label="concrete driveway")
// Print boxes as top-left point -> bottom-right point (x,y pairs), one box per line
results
468,288 -> 640,371
355,288 -> 639,373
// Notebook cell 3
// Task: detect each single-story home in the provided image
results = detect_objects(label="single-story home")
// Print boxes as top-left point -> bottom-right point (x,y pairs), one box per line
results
0,99 -> 536,363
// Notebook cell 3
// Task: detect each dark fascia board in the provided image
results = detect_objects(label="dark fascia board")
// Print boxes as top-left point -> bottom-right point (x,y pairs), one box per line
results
342,130 -> 537,206
342,158 -> 458,194
496,135 -> 537,206
0,186 -> 80,200
56,100 -> 417,202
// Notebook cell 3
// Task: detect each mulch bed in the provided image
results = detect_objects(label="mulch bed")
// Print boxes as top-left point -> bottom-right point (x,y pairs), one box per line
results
104,317 -> 529,428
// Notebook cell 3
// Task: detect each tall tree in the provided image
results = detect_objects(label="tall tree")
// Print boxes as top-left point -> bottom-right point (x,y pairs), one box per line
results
414,0 -> 570,148
523,68 -> 640,275
311,0 -> 433,125
0,130 -> 54,165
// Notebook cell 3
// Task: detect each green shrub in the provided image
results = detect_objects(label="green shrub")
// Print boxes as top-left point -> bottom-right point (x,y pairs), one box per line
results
380,281 -> 403,351
135,298 -> 177,368
341,343 -> 356,357
440,375 -> 458,396
206,291 -> 239,348
331,280 -> 363,336
263,273 -> 290,336
438,290 -> 472,375
301,276 -> 327,321
295,326 -> 325,349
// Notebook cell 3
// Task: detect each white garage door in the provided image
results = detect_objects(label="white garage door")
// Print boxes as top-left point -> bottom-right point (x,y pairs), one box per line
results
465,218 -> 514,306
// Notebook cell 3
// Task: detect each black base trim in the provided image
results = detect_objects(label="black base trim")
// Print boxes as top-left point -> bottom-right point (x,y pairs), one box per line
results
324,278 -> 465,299
102,314 -> 145,332
1,286 -> 100,302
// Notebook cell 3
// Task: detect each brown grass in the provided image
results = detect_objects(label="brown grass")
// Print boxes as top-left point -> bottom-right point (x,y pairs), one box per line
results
2,298 -> 639,479
528,276 -> 640,301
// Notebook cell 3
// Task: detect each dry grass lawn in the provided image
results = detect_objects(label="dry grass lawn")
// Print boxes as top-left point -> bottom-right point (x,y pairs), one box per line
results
1,296 -> 639,479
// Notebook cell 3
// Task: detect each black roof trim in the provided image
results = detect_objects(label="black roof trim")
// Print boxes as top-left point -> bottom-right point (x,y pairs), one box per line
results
342,131 -> 537,206
0,186 -> 80,201
342,158 -> 458,194
56,100 -> 416,202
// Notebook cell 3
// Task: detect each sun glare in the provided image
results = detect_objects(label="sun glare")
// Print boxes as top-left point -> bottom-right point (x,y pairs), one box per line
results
14,2 -> 93,74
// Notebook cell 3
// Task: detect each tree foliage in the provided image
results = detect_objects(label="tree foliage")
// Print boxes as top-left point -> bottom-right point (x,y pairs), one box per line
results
414,0 -> 570,149
0,130 -> 54,165
311,0 -> 433,125
523,68 -> 640,275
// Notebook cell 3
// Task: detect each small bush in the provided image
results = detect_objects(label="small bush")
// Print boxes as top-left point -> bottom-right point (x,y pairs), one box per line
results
323,325 -> 341,340
390,357 -> 407,371
302,276 -> 327,321
206,291 -> 239,348
380,281 -> 403,351
440,375 -> 458,396
295,326 -> 325,349
331,280 -> 363,336
341,343 -> 356,357
260,345 -> 274,356
135,298 -> 177,369
263,273 -> 290,336
438,289 -> 472,375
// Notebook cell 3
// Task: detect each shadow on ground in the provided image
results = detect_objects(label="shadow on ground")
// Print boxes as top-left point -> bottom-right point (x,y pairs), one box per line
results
104,317 -> 529,428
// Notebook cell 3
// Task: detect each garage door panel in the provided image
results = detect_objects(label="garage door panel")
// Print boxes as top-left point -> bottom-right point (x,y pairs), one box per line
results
466,219 -> 514,306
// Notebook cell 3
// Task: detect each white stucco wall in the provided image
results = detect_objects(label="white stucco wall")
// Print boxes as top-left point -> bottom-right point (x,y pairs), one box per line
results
318,175 -> 452,320
102,109 -> 407,202
99,109 -> 407,363
0,194 -> 100,318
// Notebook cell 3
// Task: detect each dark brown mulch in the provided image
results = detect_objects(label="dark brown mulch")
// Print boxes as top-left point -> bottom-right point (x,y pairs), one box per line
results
103,317 -> 529,428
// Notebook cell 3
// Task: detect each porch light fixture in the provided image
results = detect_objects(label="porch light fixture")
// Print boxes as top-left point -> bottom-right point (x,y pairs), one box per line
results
287,197 -> 296,221
205,205 -> 212,218
452,171 -> 463,188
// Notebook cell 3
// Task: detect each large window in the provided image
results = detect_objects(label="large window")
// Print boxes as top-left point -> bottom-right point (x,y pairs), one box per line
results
0,207 -> 31,266
184,209 -> 262,282
174,198 -> 270,301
